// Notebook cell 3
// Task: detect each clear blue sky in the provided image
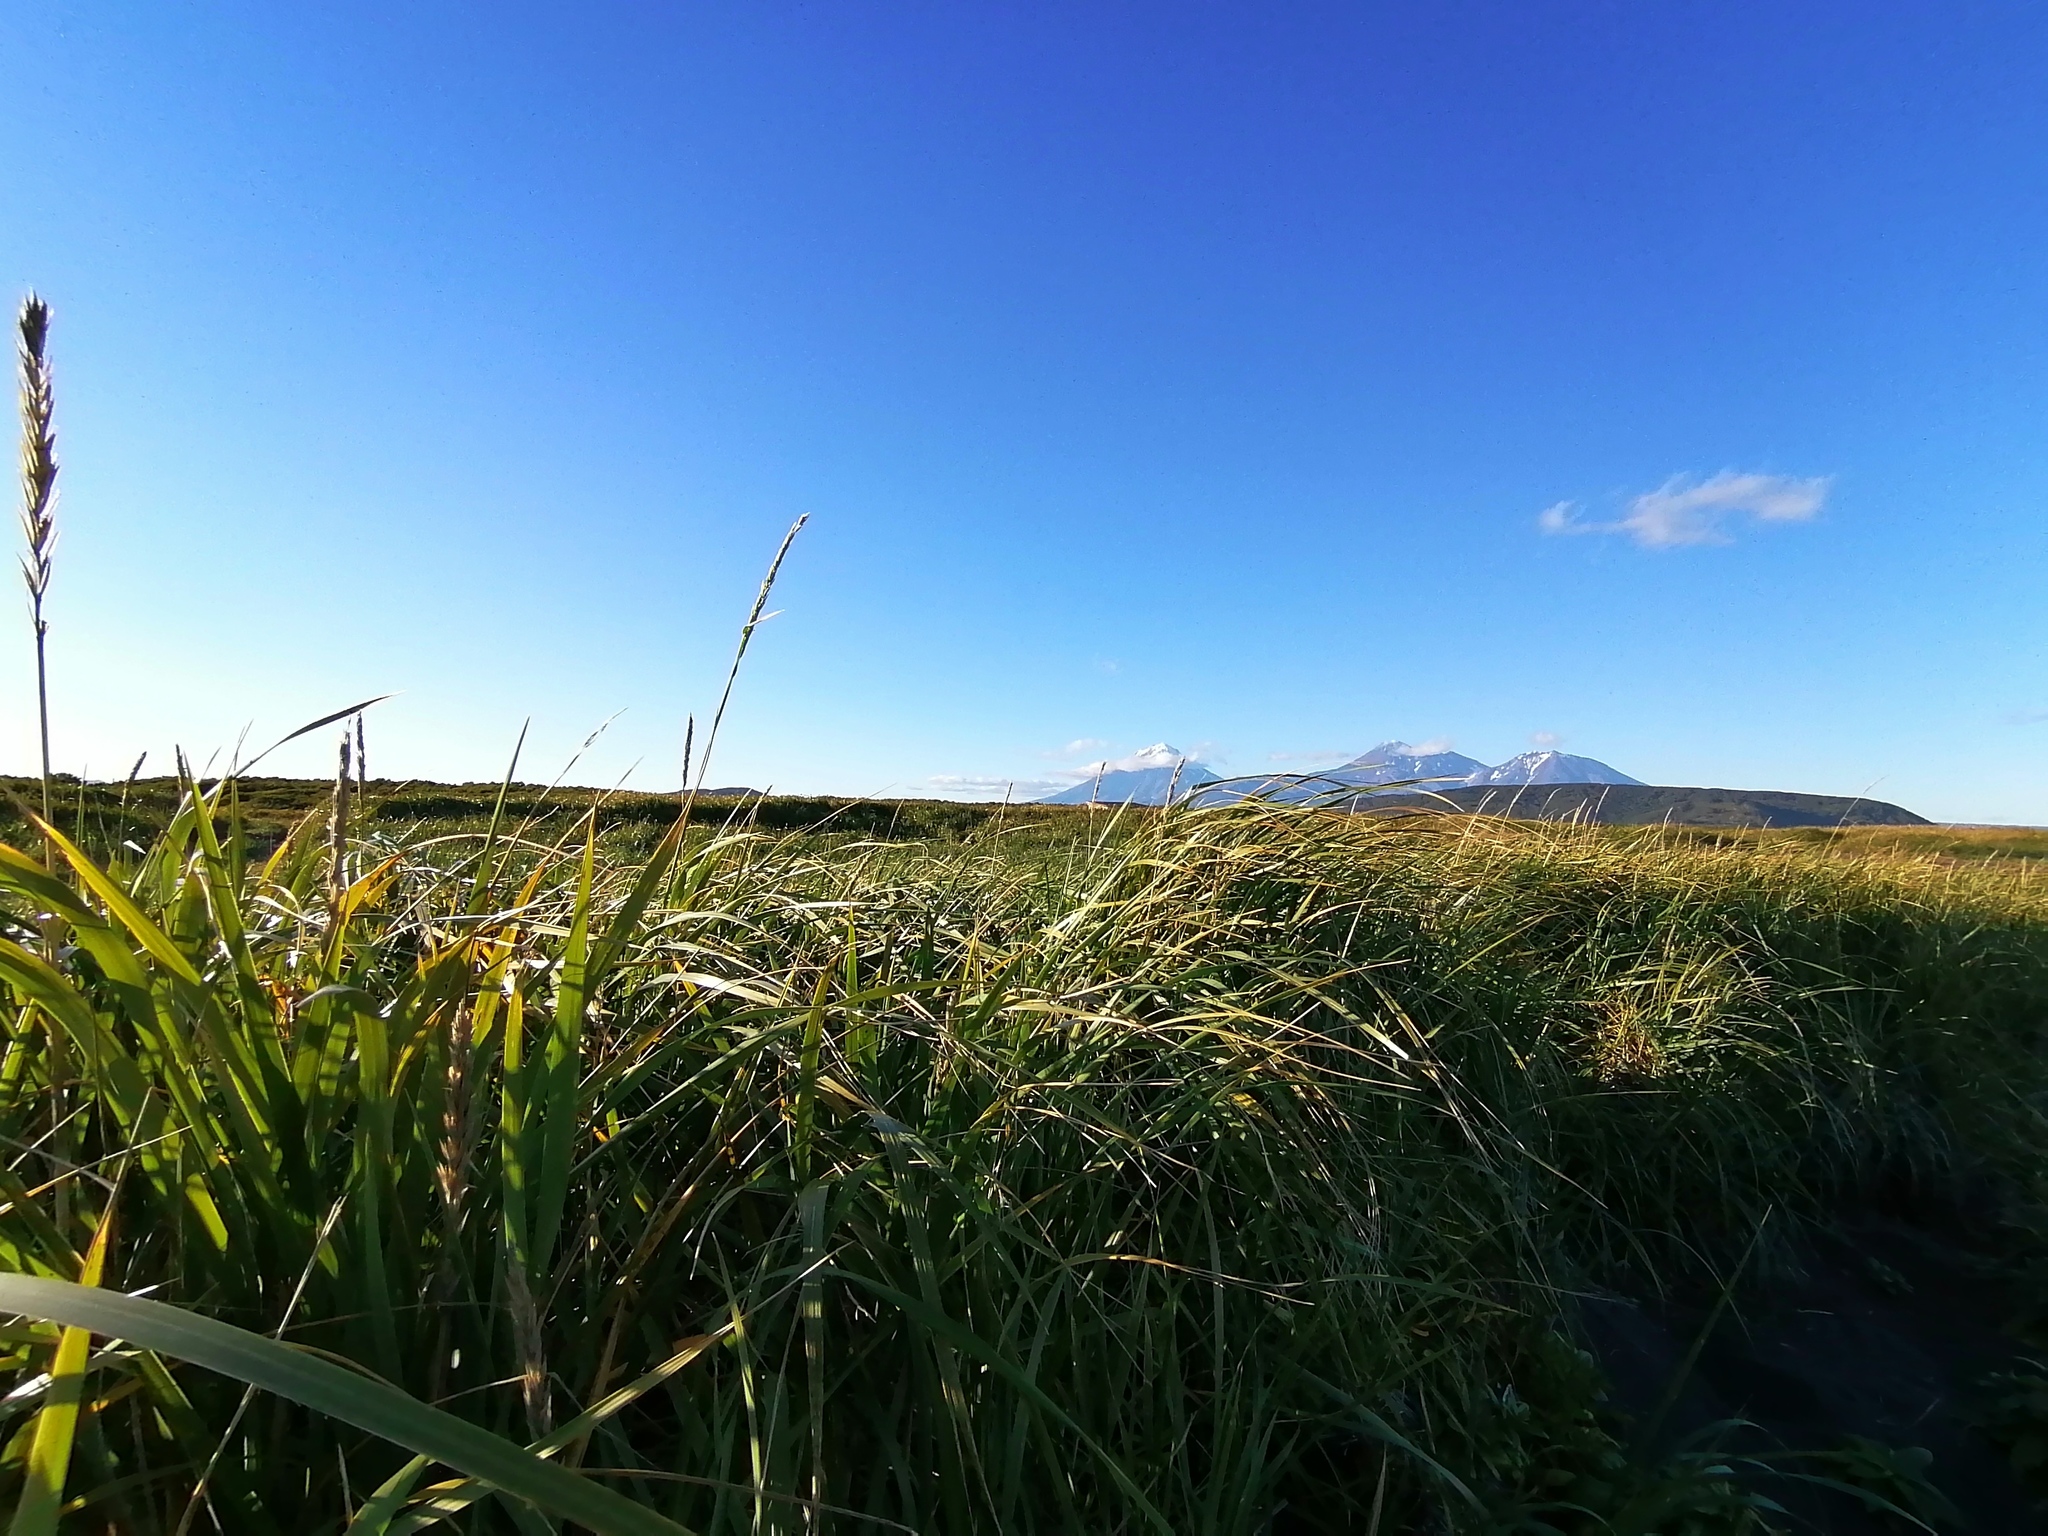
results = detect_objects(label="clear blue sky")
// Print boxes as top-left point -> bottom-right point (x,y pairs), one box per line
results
4,3 -> 2046,821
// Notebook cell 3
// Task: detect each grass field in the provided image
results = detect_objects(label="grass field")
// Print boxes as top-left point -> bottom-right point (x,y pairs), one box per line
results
1713,821 -> 2048,864
9,773 -> 2046,864
2,779 -> 2047,1532
0,776 -> 1098,862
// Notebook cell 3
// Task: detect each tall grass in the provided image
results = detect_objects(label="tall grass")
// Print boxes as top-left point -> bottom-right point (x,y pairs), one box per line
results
0,792 -> 2045,1531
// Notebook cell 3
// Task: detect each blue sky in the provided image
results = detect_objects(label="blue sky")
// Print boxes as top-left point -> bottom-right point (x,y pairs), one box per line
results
4,3 -> 2046,821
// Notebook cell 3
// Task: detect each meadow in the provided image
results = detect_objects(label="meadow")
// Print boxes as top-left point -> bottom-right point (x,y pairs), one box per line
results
11,774 -> 2043,865
2,777 -> 2047,1533
0,776 -> 1081,861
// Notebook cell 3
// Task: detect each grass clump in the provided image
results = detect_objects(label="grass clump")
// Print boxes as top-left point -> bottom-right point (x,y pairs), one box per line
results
0,793 -> 2044,1531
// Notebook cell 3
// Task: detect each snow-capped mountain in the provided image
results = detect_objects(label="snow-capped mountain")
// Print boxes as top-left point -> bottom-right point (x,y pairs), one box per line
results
1038,744 -> 1220,805
1465,751 -> 1642,787
1033,740 -> 1640,806
1193,742 -> 1492,805
1334,742 -> 1493,787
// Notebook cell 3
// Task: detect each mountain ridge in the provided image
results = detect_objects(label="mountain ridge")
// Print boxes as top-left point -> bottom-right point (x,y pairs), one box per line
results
1030,741 -> 1920,826
1045,740 -> 1642,806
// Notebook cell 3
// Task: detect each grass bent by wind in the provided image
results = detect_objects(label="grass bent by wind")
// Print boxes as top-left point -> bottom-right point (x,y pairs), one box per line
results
0,786 -> 2045,1531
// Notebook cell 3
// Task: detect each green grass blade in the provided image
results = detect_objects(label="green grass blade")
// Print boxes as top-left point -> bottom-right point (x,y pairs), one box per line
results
0,1278 -> 699,1536
584,809 -> 692,988
469,721 -> 530,915
825,1267 -> 1174,1536
532,821 -> 595,1279
380,1330 -> 727,1533
345,1454 -> 431,1535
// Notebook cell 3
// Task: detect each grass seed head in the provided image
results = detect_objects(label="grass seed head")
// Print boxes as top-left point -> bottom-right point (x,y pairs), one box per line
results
17,294 -> 56,616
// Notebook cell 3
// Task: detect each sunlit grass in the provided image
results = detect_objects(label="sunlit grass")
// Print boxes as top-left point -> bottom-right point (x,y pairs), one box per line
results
1600,819 -> 2048,870
0,788 -> 2044,1530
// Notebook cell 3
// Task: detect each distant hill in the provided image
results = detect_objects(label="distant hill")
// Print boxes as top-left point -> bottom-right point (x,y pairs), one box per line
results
1349,783 -> 1929,829
1039,744 -> 1219,805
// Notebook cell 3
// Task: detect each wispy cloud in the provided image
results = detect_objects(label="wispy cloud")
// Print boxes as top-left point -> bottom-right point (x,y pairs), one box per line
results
932,738 -> 1224,803
1540,471 -> 1831,549
923,773 -> 1068,800
1271,736 -> 1458,764
1267,748 -> 1355,764
1530,730 -> 1563,749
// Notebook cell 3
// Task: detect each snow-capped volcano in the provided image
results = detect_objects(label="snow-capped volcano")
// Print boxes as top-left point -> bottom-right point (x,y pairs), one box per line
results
1093,743 -> 1191,774
1336,742 -> 1493,787
1172,742 -> 1492,806
1219,742 -> 1645,802
1038,744 -> 1219,805
1032,740 -> 1641,806
1465,751 -> 1642,787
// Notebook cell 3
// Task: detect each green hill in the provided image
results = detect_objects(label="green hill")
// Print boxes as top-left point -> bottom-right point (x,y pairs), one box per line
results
1354,781 -> 1929,828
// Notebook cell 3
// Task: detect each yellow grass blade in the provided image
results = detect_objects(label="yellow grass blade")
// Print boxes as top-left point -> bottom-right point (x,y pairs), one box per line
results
32,816 -> 204,986
8,1197 -> 116,1536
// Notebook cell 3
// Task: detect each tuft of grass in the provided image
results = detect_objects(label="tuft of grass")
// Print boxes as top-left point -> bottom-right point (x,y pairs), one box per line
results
0,796 -> 2044,1529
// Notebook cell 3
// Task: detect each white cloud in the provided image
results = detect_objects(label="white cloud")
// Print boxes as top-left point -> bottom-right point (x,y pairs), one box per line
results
1539,471 -> 1831,549
1530,730 -> 1563,749
1058,738 -> 1109,757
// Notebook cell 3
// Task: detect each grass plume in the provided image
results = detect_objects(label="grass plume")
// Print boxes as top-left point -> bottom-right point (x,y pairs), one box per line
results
16,295 -> 56,830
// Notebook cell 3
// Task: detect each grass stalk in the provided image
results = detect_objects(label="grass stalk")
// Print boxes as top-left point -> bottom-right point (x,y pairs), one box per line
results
328,727 -> 353,924
683,516 -> 805,814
